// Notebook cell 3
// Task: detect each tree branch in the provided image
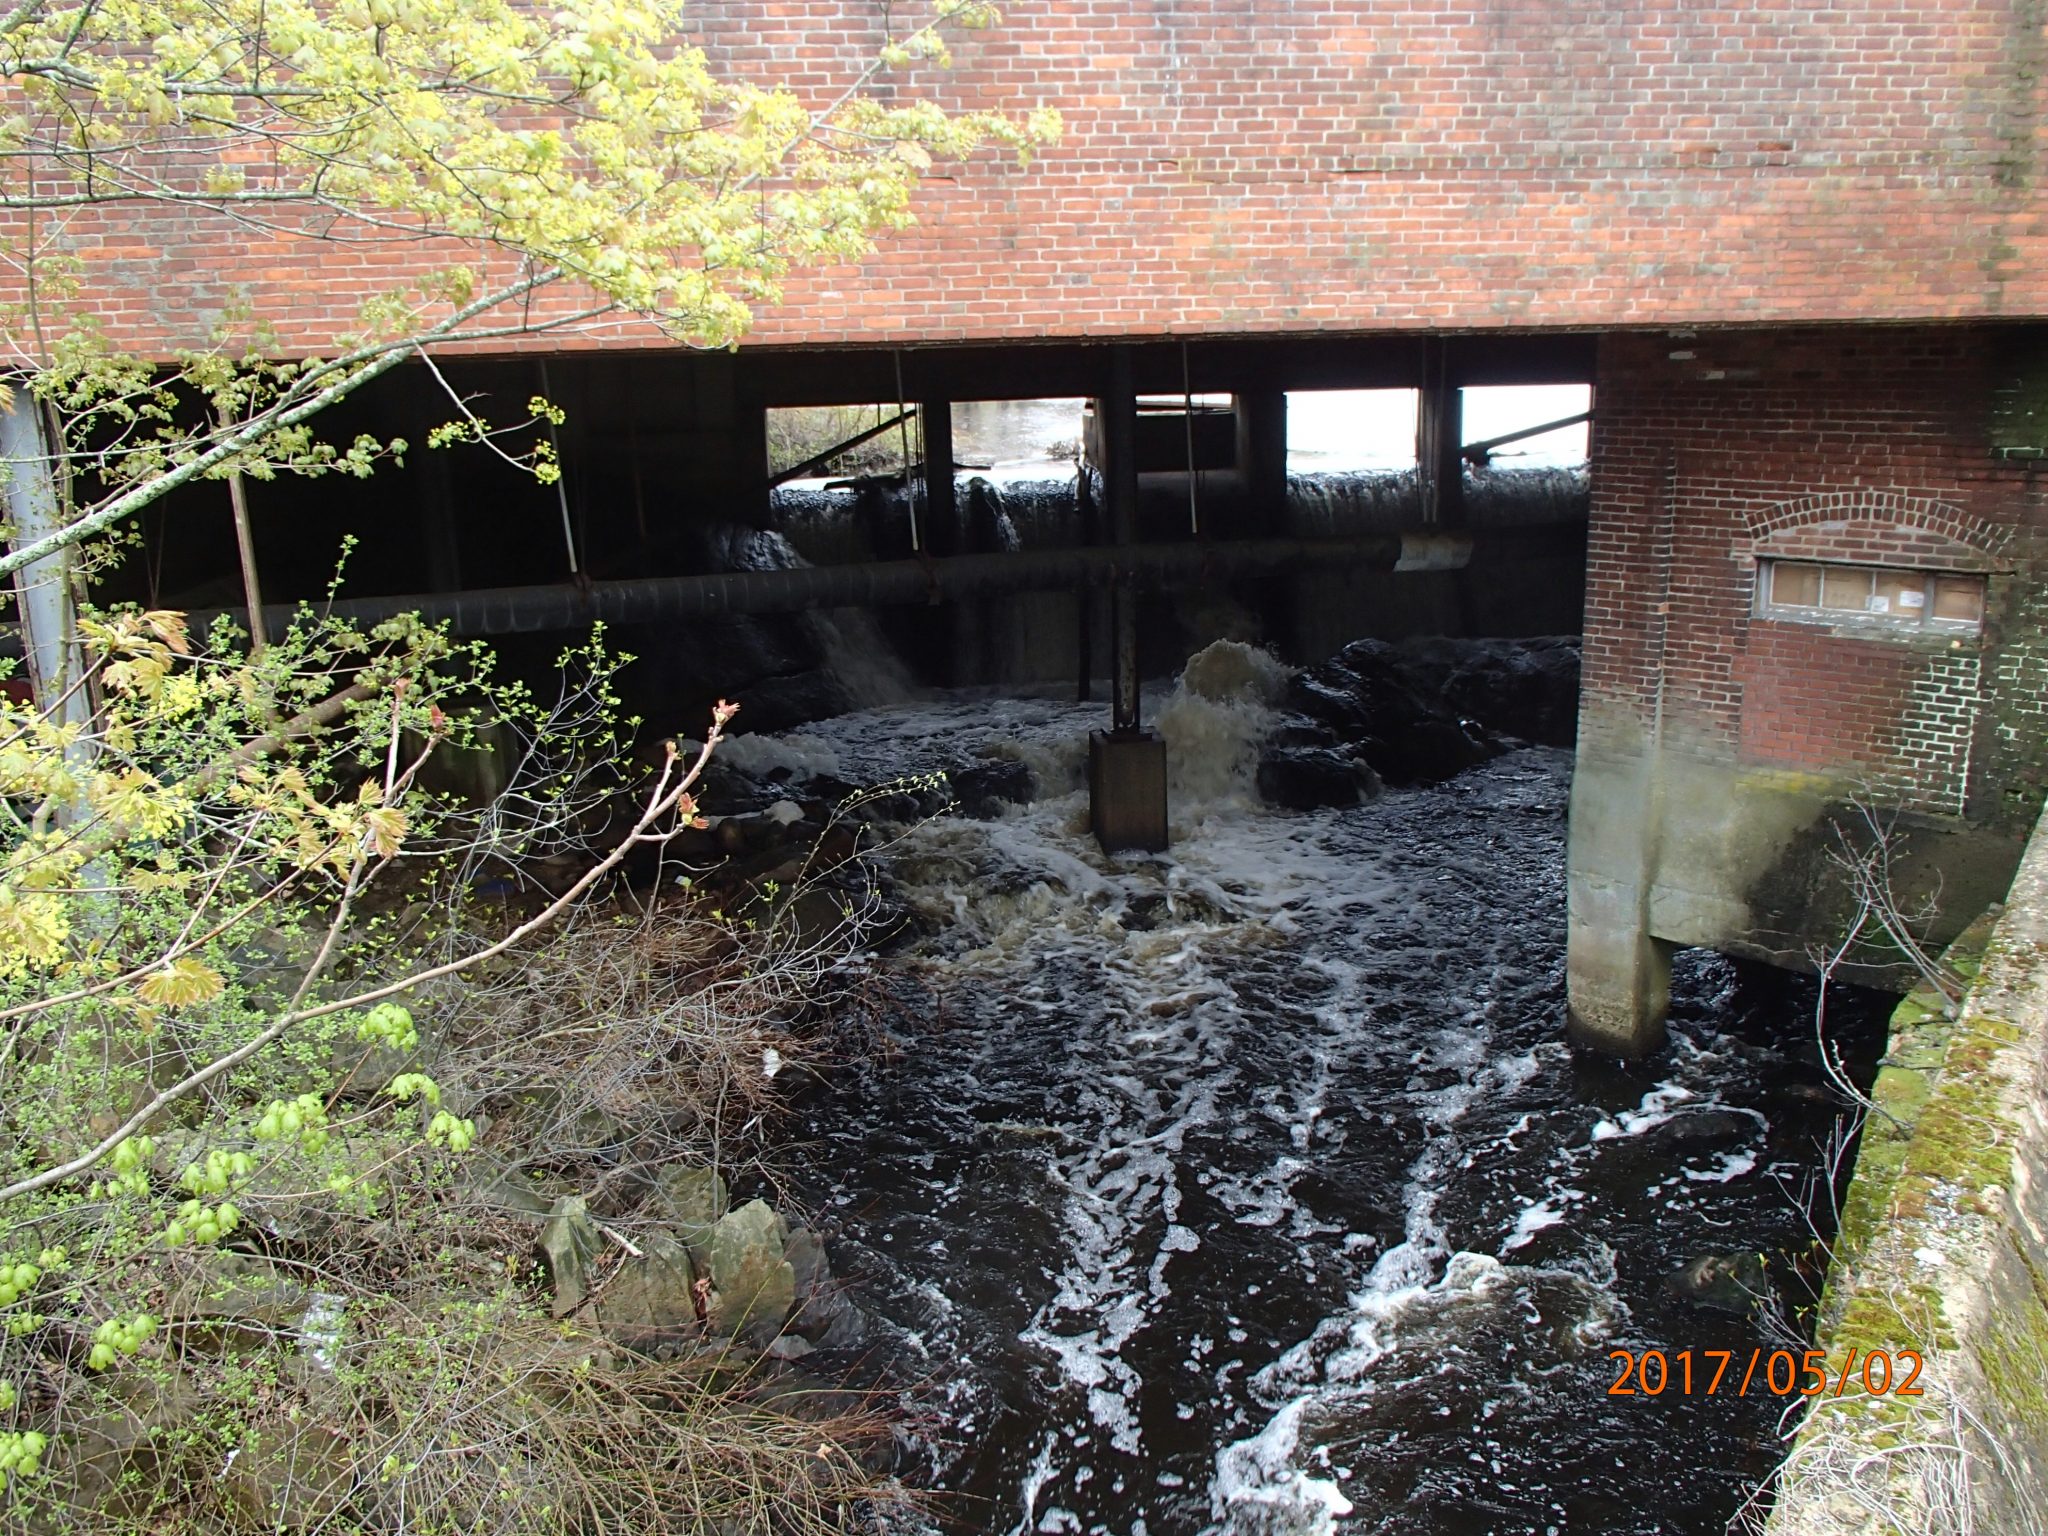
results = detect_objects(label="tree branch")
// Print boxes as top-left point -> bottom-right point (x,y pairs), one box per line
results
0,712 -> 732,1205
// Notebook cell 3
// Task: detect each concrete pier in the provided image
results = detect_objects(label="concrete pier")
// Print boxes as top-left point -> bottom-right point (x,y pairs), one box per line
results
1089,729 -> 1168,853
1563,738 -> 1672,1056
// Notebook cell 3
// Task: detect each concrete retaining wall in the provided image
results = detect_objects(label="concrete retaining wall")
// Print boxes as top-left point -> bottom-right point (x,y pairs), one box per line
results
1766,803 -> 2048,1535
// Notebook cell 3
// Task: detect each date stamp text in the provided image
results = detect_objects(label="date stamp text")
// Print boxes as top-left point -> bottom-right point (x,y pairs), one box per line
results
1607,1348 -> 1924,1398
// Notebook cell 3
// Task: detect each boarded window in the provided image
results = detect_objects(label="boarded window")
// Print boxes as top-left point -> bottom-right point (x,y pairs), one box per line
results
1760,560 -> 1985,634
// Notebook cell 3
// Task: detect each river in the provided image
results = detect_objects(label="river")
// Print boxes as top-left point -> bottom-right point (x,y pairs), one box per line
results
722,660 -> 1880,1536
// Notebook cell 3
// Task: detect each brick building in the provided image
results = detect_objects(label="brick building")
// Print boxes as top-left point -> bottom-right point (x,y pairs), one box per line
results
19,0 -> 2048,1052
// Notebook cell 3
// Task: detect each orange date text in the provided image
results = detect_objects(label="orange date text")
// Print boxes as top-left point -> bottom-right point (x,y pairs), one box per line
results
1606,1347 -> 1924,1398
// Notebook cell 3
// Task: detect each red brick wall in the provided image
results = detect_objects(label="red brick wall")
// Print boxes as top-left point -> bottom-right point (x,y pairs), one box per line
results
21,0 -> 2048,353
1582,328 -> 2048,822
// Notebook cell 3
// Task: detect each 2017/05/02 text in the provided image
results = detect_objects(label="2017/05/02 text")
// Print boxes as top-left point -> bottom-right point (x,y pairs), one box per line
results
1608,1348 -> 1924,1398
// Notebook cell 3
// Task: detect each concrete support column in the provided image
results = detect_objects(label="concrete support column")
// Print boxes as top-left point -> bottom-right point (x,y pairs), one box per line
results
1564,444 -> 1675,1058
1565,751 -> 1673,1056
1075,458 -> 1097,702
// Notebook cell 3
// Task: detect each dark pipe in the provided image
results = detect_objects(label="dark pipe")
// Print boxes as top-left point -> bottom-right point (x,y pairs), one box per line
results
200,524 -> 1582,641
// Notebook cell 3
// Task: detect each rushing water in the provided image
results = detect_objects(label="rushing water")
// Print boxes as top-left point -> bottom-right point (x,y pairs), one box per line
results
743,668 -> 1879,1536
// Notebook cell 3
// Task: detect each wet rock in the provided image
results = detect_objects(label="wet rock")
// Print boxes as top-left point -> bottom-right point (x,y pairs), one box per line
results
842,780 -> 951,826
598,1232 -> 701,1353
1396,717 -> 1498,784
1768,1080 -> 1845,1110
732,671 -> 851,735
1390,635 -> 1582,747
796,773 -> 863,805
505,1090 -> 655,1163
236,1130 -> 411,1242
705,844 -> 809,895
1284,638 -> 1501,787
652,1165 -> 729,1249
1263,719 -> 1343,751
1256,745 -> 1383,811
1281,636 -> 1581,787
947,757 -> 1036,819
1663,1250 -> 1772,1314
785,1227 -> 828,1300
1653,1108 -> 1761,1151
746,1361 -> 895,1476
785,1227 -> 868,1349
714,803 -> 808,857
539,1195 -> 602,1317
776,886 -> 863,953
705,1198 -> 797,1344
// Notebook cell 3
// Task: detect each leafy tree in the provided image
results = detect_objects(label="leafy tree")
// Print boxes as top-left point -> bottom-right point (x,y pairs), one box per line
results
0,4 -> 1049,1524
0,0 -> 1057,579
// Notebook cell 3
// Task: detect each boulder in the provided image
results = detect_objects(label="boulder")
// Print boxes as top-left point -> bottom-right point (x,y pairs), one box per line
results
1286,639 -> 1431,741
224,1422 -> 355,1531
1391,634 -> 1582,747
1663,1250 -> 1772,1315
164,1253 -> 309,1350
539,1195 -> 602,1317
597,1232 -> 701,1354
54,1364 -> 202,1521
652,1166 -> 728,1249
460,1154 -> 563,1222
1255,746 -> 1383,811
1283,638 -> 1501,787
235,1130 -> 412,1242
1652,1108 -> 1762,1152
785,1228 -> 867,1349
775,887 -> 862,953
1280,636 -> 1582,788
705,1198 -> 796,1344
1394,717 -> 1498,784
748,1364 -> 891,1472
947,758 -> 1036,819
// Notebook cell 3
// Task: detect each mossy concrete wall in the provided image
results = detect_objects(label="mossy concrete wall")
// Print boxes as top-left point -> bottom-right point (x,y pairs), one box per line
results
1766,803 -> 2048,1535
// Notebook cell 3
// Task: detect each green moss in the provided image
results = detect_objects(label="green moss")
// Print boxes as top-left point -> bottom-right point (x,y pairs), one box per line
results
1831,1281 -> 1954,1363
1818,912 -> 2002,1308
1977,1304 -> 2048,1434
1975,1230 -> 2048,1434
1813,908 -> 2016,1386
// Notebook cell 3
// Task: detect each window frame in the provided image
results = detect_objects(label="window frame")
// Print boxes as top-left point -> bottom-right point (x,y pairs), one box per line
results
1755,558 -> 1985,636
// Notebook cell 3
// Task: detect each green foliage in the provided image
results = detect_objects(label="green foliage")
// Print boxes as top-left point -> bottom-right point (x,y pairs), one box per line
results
0,0 -> 1042,1519
0,0 -> 1058,579
0,600 -> 791,1529
764,404 -> 908,479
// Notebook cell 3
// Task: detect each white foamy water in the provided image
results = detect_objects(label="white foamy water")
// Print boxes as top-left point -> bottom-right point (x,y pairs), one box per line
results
769,655 -> 1867,1536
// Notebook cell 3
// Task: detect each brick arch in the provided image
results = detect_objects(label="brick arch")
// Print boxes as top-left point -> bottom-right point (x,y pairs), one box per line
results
1742,489 -> 2010,556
